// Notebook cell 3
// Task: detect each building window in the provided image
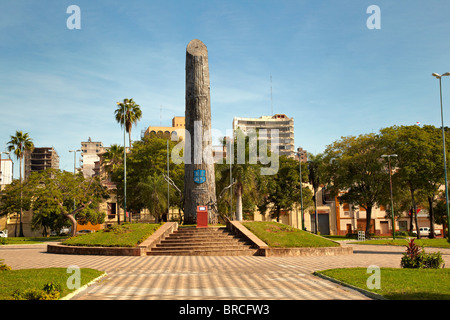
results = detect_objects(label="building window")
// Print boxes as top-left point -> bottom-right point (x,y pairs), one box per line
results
107,203 -> 116,219
399,221 -> 407,232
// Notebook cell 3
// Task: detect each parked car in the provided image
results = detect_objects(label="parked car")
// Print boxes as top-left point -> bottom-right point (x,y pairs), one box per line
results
76,229 -> 93,235
59,227 -> 71,235
0,230 -> 8,238
412,227 -> 441,238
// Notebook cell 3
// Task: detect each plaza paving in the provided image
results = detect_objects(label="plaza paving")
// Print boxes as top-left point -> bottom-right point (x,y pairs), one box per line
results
1,242 -> 449,300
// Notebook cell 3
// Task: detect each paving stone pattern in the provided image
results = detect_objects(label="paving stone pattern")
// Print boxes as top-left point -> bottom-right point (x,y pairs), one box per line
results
1,243 -> 449,300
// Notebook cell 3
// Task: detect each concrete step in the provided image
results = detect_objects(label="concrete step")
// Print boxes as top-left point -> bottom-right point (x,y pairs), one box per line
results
152,245 -> 250,251
148,248 -> 259,256
173,228 -> 229,235
157,239 -> 247,246
147,226 -> 257,256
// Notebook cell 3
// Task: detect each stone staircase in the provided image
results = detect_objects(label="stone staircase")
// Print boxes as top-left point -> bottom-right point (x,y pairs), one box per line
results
147,226 -> 259,256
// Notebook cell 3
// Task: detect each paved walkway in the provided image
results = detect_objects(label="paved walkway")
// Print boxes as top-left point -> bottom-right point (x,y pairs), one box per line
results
1,242 -> 449,300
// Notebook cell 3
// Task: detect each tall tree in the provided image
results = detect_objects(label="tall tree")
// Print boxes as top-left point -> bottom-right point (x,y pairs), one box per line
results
6,130 -> 34,237
102,144 -> 125,176
379,125 -> 447,238
267,156 -> 313,223
323,133 -> 387,236
115,98 -> 142,148
137,173 -> 168,222
0,179 -> 32,235
216,132 -> 260,221
110,136 -> 184,222
27,169 -> 109,236
434,197 -> 449,238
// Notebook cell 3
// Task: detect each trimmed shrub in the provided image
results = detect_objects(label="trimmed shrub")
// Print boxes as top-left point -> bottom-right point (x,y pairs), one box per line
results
400,238 -> 444,269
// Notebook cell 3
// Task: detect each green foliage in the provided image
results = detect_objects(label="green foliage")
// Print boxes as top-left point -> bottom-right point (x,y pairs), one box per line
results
25,168 -> 109,235
12,282 -> 61,300
320,125 -> 450,237
267,156 -> 313,222
115,98 -> 142,148
214,130 -> 313,224
111,136 -> 184,222
400,238 -> 444,269
0,264 -> 12,271
322,133 -> 387,235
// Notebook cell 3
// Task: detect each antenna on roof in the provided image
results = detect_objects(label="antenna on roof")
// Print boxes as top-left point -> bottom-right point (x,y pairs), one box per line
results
270,75 -> 273,116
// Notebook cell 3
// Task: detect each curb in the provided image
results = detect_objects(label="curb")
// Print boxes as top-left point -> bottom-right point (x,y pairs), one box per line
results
59,272 -> 108,300
313,272 -> 387,300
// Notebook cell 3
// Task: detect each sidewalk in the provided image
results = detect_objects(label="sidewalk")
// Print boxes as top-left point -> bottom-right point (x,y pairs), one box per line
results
1,242 -> 449,300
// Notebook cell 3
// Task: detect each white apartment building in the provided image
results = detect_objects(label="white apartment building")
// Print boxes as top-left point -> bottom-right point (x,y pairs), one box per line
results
80,138 -> 105,178
0,158 -> 13,188
232,114 -> 295,158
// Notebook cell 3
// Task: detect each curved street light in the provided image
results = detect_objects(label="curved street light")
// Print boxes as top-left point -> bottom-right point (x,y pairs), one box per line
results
432,72 -> 450,240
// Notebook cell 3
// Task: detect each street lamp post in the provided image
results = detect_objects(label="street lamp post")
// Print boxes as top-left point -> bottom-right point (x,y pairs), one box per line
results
432,72 -> 450,240
68,149 -> 81,175
298,151 -> 305,230
69,149 -> 81,211
381,154 -> 397,239
123,106 -> 128,223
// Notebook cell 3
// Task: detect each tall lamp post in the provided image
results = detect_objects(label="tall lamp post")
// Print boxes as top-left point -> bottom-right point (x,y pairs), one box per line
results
381,154 -> 397,239
297,150 -> 305,230
432,72 -> 450,240
69,149 -> 81,211
118,101 -> 130,223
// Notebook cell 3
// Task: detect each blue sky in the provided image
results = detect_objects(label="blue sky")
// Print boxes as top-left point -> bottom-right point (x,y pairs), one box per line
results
1,0 -> 450,177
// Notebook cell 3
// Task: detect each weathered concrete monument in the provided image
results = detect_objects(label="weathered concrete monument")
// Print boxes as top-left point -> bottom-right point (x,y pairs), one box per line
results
183,39 -> 218,225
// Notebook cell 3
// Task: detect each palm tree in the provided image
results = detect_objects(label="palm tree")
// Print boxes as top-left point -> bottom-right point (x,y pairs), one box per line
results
102,144 -> 124,176
115,98 -> 142,148
138,173 -> 168,222
217,132 -> 259,221
7,130 -> 34,237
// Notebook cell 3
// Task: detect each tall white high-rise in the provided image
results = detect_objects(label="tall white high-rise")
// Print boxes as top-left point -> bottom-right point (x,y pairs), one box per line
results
232,114 -> 295,158
0,158 -> 13,187
80,138 -> 105,178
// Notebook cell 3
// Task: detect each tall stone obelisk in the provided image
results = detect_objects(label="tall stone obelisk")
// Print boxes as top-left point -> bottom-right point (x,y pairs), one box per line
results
184,39 -> 217,225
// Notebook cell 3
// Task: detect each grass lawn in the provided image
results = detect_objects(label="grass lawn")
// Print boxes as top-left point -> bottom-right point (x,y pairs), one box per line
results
353,238 -> 450,249
315,268 -> 450,300
242,221 -> 340,248
1,236 -> 67,245
0,267 -> 105,300
62,223 -> 161,247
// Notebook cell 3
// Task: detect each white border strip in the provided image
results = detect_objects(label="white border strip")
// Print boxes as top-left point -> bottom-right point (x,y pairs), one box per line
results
60,272 -> 108,300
